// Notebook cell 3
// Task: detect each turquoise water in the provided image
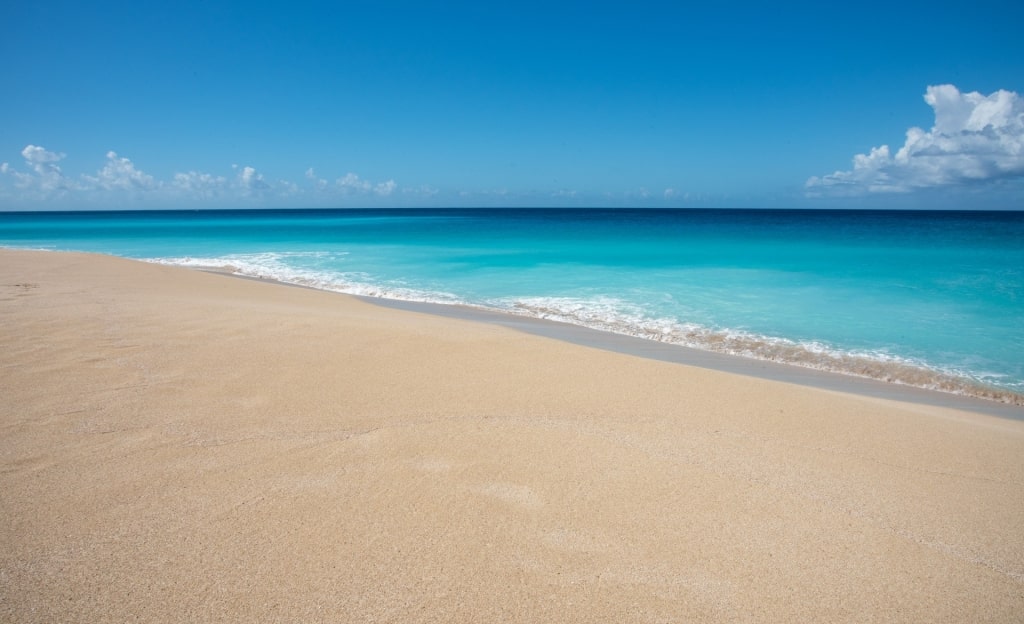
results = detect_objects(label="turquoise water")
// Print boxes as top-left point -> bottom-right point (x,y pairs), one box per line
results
2,208 -> 1022,401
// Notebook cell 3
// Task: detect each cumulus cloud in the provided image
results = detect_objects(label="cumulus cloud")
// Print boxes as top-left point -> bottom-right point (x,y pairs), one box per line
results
807,84 -> 1024,195
23,145 -> 65,164
337,172 -> 372,193
2,146 -> 164,198
1,144 -> 409,205
84,151 -> 158,191
9,144 -> 72,192
173,171 -> 228,198
336,172 -> 397,196
234,165 -> 270,195
305,167 -> 328,191
374,179 -> 397,196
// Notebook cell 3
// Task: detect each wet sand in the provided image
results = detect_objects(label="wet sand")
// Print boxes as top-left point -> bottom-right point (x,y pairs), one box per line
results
367,297 -> 1024,420
3,249 -> 1023,622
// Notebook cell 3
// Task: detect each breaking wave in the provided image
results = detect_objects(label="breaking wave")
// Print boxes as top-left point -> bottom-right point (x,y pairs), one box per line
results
499,296 -> 1023,405
149,254 -> 1023,406
148,252 -> 465,305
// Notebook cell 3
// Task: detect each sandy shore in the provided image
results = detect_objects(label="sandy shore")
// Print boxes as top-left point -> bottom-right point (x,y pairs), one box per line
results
2,249 -> 1023,623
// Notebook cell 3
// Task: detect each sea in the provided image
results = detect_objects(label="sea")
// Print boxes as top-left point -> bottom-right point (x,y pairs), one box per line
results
2,208 -> 1022,403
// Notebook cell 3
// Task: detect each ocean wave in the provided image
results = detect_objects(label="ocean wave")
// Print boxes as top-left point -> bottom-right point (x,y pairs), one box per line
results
150,254 -> 1023,406
501,296 -> 1024,405
147,252 -> 467,305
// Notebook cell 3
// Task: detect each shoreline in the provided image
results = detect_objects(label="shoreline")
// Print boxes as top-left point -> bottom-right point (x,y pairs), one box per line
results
4,248 -> 1024,622
365,296 -> 1024,420
195,261 -> 1024,420
8,245 -> 1020,410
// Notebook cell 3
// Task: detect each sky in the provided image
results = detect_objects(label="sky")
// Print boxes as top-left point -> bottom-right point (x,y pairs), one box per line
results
1,0 -> 1022,210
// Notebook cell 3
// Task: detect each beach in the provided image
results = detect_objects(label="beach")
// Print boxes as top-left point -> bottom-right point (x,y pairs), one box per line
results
2,248 -> 1023,622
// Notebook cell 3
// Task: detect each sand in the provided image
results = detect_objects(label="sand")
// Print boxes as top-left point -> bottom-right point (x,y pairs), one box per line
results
2,248 -> 1023,623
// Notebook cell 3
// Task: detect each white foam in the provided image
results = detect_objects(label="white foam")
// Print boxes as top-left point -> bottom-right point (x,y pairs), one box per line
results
148,252 -> 467,306
498,296 -> 1022,404
148,256 -> 1022,405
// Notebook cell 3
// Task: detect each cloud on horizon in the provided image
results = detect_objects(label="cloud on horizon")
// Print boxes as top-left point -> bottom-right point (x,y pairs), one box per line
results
235,165 -> 271,195
173,171 -> 229,199
84,151 -> 158,191
0,146 -> 408,206
0,145 -> 716,208
807,84 -> 1024,195
336,172 -> 397,196
11,145 -> 73,194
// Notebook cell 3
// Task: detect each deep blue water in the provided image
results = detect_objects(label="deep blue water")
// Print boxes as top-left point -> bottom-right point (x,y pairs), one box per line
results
2,208 -> 1022,401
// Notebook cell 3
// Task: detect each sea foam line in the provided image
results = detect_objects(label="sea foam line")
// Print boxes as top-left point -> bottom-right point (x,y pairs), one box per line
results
500,297 -> 1023,405
150,254 -> 1023,406
147,253 -> 467,305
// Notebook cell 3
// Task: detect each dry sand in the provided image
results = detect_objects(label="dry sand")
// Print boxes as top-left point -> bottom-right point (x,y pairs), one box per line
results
2,248 -> 1023,623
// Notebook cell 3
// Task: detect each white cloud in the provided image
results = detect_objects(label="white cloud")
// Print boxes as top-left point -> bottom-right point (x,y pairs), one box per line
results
3,146 -> 162,198
374,179 -> 397,196
236,165 -> 270,194
807,84 -> 1024,195
10,144 -> 72,192
337,172 -> 372,193
305,167 -> 328,191
1,145 -> 411,205
173,171 -> 228,198
336,172 -> 396,196
22,145 -> 65,164
85,151 -> 158,191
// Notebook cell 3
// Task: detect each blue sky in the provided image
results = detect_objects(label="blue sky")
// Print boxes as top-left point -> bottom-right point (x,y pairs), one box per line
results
2,0 -> 1022,209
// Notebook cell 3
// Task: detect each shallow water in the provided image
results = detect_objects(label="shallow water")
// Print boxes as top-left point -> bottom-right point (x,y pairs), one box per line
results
3,208 -> 1022,402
